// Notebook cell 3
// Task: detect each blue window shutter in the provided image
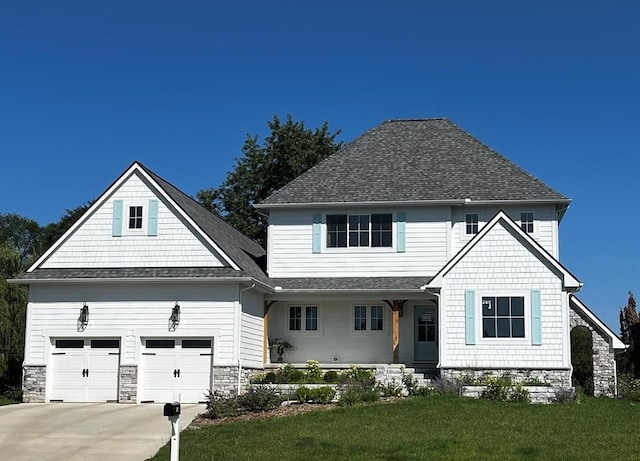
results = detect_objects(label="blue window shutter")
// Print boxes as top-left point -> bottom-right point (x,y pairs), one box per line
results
112,200 -> 123,237
531,290 -> 542,345
148,199 -> 158,236
312,214 -> 321,254
397,212 -> 406,253
465,290 -> 476,345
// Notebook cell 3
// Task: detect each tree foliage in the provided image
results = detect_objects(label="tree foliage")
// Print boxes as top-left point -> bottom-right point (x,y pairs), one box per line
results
619,291 -> 640,377
197,115 -> 343,246
570,326 -> 594,395
0,213 -> 43,269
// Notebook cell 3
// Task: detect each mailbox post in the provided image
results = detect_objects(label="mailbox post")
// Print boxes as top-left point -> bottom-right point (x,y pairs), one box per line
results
163,402 -> 181,461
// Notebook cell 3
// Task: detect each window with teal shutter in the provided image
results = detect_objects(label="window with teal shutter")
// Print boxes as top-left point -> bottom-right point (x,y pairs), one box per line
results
397,212 -> 406,252
148,199 -> 158,236
465,290 -> 476,345
312,214 -> 321,253
531,290 -> 542,345
112,200 -> 123,237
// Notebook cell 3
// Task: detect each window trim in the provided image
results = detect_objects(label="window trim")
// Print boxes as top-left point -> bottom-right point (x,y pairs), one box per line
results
123,201 -> 147,234
286,304 -> 323,335
465,213 -> 479,235
475,290 -> 530,344
350,304 -> 388,335
520,212 -> 534,234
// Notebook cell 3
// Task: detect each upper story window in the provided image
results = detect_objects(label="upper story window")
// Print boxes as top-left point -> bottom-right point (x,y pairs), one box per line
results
482,296 -> 525,338
520,212 -> 534,233
129,206 -> 143,229
327,214 -> 392,248
465,213 -> 479,235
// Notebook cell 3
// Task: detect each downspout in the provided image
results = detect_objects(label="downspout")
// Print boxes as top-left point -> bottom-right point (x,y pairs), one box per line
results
238,283 -> 256,395
422,286 -> 441,370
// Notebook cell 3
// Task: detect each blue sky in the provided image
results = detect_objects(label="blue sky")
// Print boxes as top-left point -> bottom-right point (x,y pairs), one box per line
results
1,1 -> 638,330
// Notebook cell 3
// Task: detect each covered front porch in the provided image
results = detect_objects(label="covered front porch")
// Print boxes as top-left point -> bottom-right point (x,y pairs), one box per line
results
262,278 -> 439,374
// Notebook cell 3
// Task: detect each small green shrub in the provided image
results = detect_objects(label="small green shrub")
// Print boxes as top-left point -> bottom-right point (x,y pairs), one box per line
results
278,364 -> 305,383
481,377 -> 530,403
618,375 -> 640,401
508,383 -> 531,403
411,385 -> 436,397
378,380 -> 403,397
401,370 -> 419,396
432,376 -> 463,395
295,386 -> 312,403
205,391 -> 240,419
323,370 -> 340,383
238,385 -> 281,412
305,360 -> 323,383
338,384 -> 380,406
309,386 -> 336,403
340,365 -> 374,384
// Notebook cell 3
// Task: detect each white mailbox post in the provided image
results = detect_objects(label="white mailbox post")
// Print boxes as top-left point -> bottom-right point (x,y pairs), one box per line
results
163,402 -> 181,461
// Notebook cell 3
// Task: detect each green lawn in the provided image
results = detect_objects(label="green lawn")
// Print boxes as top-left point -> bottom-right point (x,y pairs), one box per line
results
152,396 -> 639,461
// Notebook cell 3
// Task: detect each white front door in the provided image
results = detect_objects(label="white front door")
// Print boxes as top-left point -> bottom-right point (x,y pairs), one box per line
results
50,338 -> 120,402
140,338 -> 212,403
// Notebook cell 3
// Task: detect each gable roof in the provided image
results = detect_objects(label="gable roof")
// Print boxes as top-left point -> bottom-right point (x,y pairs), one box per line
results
257,119 -> 569,208
427,210 -> 581,290
570,296 -> 626,350
20,162 -> 270,287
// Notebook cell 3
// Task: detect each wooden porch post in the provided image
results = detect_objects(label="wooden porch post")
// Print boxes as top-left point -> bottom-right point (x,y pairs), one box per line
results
392,300 -> 400,363
263,301 -> 276,364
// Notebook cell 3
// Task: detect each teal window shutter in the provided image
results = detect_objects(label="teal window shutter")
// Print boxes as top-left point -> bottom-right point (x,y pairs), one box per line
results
397,212 -> 406,253
531,290 -> 542,345
112,200 -> 123,237
148,199 -> 158,236
312,214 -> 321,254
465,290 -> 476,345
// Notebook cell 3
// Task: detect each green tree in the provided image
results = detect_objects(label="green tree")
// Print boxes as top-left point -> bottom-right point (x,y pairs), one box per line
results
570,326 -> 594,395
619,291 -> 640,377
41,202 -> 92,253
197,115 -> 343,246
0,213 -> 42,268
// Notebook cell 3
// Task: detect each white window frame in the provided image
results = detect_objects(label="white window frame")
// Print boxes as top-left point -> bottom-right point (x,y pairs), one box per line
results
350,304 -> 387,335
476,290 -> 530,345
325,213 -> 393,250
465,213 -> 479,235
124,201 -> 147,235
286,304 -> 322,336
520,212 -> 534,234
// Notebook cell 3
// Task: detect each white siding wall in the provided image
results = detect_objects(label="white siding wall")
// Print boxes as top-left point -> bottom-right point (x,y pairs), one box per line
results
267,300 -> 393,363
268,207 -> 449,277
240,288 -> 264,368
451,205 -> 558,257
25,282 -> 241,367
440,221 -> 568,369
42,173 -> 224,268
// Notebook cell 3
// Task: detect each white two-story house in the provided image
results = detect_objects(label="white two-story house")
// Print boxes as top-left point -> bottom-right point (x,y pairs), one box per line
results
14,118 -> 624,403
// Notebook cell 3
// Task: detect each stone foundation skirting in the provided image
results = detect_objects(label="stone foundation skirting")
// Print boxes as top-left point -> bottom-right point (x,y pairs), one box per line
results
441,367 -> 571,388
461,385 -> 559,404
23,365 -> 46,403
119,365 -> 137,403
213,366 -> 262,395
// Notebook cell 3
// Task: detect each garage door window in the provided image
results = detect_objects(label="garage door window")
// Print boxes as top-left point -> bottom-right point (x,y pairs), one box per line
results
182,339 -> 211,348
146,339 -> 175,348
55,339 -> 84,348
91,339 -> 120,348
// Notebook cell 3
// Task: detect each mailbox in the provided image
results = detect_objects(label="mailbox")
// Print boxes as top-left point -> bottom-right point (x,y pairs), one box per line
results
163,401 -> 181,417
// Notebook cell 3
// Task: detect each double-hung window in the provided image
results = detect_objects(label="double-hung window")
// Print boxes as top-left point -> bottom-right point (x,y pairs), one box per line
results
353,305 -> 385,332
520,212 -> 534,233
482,296 -> 525,338
289,305 -> 319,332
327,214 -> 392,248
129,206 -> 143,229
465,213 -> 479,235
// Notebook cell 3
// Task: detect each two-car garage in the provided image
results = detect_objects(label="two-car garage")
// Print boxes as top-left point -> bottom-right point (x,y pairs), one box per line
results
48,337 -> 213,403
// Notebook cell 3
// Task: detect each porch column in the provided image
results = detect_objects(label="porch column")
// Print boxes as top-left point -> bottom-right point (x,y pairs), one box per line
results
392,300 -> 401,363
263,301 -> 276,364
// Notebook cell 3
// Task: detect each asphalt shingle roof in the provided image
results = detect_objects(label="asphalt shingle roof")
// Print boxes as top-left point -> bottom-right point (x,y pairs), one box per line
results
260,119 -> 568,205
271,277 -> 431,291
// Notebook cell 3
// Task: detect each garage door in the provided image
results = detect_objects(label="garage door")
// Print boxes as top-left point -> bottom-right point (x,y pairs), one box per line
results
140,338 -> 212,403
50,338 -> 120,402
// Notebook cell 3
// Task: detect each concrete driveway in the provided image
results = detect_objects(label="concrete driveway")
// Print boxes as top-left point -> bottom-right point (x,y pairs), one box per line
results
0,402 -> 204,461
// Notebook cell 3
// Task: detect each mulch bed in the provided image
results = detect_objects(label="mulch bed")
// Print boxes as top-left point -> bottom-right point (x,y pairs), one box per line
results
188,403 -> 339,428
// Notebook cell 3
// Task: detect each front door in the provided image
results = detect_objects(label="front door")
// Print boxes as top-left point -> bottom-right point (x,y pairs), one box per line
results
414,306 -> 438,363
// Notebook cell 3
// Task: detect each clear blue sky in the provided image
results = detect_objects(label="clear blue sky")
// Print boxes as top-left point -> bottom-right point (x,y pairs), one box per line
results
1,1 -> 638,330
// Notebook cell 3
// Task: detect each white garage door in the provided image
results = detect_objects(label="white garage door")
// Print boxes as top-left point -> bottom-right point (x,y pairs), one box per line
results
50,338 -> 120,402
140,338 -> 212,403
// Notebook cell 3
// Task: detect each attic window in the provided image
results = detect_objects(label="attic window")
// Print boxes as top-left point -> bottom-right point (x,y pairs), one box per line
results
520,212 -> 534,233
129,206 -> 143,229
465,214 -> 479,234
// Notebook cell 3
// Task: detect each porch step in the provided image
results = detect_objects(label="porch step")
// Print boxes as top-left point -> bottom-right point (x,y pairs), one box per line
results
374,364 -> 431,389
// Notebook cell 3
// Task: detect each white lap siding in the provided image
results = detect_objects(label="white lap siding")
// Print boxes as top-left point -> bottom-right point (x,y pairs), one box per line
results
240,288 -> 265,368
440,221 -> 568,370
267,207 -> 449,278
25,282 -> 240,372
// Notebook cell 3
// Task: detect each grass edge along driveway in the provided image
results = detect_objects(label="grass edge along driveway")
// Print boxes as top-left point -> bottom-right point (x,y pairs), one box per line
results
152,395 -> 639,461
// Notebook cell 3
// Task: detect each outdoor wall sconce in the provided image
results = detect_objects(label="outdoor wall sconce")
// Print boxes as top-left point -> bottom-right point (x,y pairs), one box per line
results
79,303 -> 89,326
170,302 -> 180,325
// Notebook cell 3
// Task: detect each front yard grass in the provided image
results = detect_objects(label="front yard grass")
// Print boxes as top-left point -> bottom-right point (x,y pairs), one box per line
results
152,395 -> 639,461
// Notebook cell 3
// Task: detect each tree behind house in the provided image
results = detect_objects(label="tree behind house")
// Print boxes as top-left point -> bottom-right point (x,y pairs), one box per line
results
619,291 -> 640,377
197,114 -> 343,247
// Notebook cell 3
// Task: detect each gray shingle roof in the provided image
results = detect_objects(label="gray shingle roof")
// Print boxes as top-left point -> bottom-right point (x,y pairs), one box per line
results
15,267 -> 248,280
260,119 -> 568,205
271,277 -> 431,291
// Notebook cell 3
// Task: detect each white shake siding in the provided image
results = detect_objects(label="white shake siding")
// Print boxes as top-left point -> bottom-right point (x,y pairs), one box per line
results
440,221 -> 567,369
41,173 -> 223,268
268,207 -> 449,277
240,288 -> 264,368
267,301 -> 393,363
25,283 -> 240,367
451,205 -> 558,257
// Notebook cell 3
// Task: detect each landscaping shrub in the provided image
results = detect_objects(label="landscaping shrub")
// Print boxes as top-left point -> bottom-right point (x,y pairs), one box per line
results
617,375 -> 640,401
205,391 -> 240,419
480,376 -> 530,403
238,385 -> 282,412
295,386 -> 336,403
378,379 -> 403,397
553,387 -> 577,403
305,360 -> 323,383
431,376 -> 463,396
295,386 -> 312,403
277,364 -> 305,383
340,365 -> 374,384
323,370 -> 340,383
